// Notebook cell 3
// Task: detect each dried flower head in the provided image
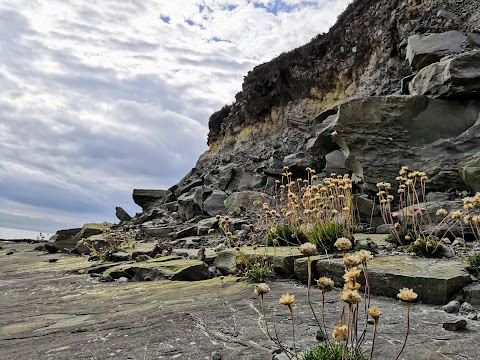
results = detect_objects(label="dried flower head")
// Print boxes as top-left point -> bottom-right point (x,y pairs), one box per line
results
450,210 -> 463,220
357,249 -> 373,263
254,283 -> 270,296
316,277 -> 334,293
344,281 -> 361,291
397,288 -> 418,302
343,267 -> 361,282
332,325 -> 348,342
339,289 -> 362,304
368,306 -> 382,320
299,242 -> 317,257
343,253 -> 362,268
279,293 -> 295,306
334,237 -> 352,251
436,208 -> 447,217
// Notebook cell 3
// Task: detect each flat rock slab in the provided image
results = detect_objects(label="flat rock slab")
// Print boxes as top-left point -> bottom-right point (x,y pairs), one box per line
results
2,242 -> 480,360
463,283 -> 480,305
103,256 -> 211,281
214,246 -> 303,276
316,255 -> 472,305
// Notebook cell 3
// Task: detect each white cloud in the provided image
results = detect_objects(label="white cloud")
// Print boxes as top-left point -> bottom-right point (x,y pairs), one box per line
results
0,0 -> 350,232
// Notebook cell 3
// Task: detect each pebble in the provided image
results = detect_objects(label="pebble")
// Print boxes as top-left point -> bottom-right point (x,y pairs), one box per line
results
116,277 -> 129,283
465,313 -> 478,321
48,258 -> 59,263
315,330 -> 325,341
442,300 -> 460,313
211,351 -> 222,360
460,302 -> 475,314
443,319 -> 467,331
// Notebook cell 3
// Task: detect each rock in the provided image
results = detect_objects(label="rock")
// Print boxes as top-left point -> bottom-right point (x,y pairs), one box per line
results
376,224 -> 392,234
467,33 -> 480,47
282,152 -> 312,175
214,247 -> 303,277
197,217 -> 219,235
443,319 -> 467,331
460,302 -> 475,314
173,226 -> 198,239
452,237 -> 467,247
224,191 -> 272,214
443,300 -> 461,313
306,114 -> 338,159
211,351 -> 222,360
459,151 -> 480,192
75,236 -> 108,255
115,207 -> 132,222
217,164 -> 236,191
76,222 -> 113,240
324,149 -> 347,175
111,251 -> 130,261
203,190 -> 228,216
406,31 -> 466,69
193,186 -> 209,210
463,283 -> 480,305
158,201 -> 178,212
142,226 -> 174,238
465,313 -> 478,320
425,192 -> 451,202
178,179 -> 203,196
132,189 -> 166,208
354,195 -> 381,224
442,246 -> 455,258
333,96 -> 480,193
116,277 -> 129,283
48,227 -> 82,250
316,255 -> 471,305
131,243 -> 160,260
178,193 -> 200,221
409,51 -> 480,99
103,256 -> 211,281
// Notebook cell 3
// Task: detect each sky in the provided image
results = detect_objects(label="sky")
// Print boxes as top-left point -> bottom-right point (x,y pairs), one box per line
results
0,0 -> 351,233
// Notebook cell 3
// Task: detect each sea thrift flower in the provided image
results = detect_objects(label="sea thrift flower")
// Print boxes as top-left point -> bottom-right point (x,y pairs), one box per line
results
414,209 -> 422,216
299,242 -> 317,256
332,325 -> 348,342
339,289 -> 362,304
343,253 -> 362,268
392,212 -> 399,217
436,208 -> 447,217
368,306 -> 382,320
344,281 -> 361,291
357,249 -> 373,263
279,294 -> 295,306
254,283 -> 270,296
397,288 -> 417,302
334,237 -> 352,251
343,267 -> 361,282
316,277 -> 334,293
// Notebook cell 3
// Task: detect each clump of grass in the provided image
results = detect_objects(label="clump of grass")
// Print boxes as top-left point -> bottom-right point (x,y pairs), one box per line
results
306,222 -> 351,251
85,228 -> 136,262
266,224 -> 307,246
246,264 -> 275,282
406,237 -> 445,257
468,252 -> 480,268
302,343 -> 365,360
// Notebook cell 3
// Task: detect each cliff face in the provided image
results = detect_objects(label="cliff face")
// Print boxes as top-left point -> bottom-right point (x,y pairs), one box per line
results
132,0 -> 480,227
208,0 -> 479,147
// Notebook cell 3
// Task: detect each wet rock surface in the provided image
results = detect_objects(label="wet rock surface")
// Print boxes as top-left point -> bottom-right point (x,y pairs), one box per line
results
1,242 -> 480,360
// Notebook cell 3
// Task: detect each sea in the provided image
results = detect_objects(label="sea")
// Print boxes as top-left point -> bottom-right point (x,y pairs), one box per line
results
0,226 -> 54,241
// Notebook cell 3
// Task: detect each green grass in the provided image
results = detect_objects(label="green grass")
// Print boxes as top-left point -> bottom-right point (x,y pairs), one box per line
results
406,237 -> 445,257
467,252 -> 480,268
246,266 -> 275,283
302,343 -> 366,360
266,224 -> 307,246
306,222 -> 350,251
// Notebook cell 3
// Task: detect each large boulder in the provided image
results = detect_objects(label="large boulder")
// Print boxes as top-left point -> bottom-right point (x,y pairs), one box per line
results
47,228 -> 82,251
459,151 -> 480,192
203,190 -> 228,216
103,256 -> 211,281
115,207 -> 132,222
409,51 -> 480,99
333,96 -> 480,192
132,189 -> 166,208
76,222 -> 113,239
406,31 -> 466,69
224,191 -> 272,214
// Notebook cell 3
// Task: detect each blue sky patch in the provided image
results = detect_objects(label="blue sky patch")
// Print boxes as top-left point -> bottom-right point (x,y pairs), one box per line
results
252,0 -> 317,15
160,15 -> 171,24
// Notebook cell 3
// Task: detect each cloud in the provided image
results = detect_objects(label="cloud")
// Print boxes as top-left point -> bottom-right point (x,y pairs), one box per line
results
0,0 -> 350,232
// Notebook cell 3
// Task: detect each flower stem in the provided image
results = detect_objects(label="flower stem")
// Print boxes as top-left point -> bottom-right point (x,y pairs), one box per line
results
289,305 -> 297,359
395,302 -> 411,360
369,320 -> 378,360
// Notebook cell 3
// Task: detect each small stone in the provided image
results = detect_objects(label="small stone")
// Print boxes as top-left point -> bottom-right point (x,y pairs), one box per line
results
452,238 -> 466,247
211,351 -> 222,360
48,258 -> 59,263
443,300 -> 461,313
442,246 -> 455,258
315,330 -> 325,341
116,277 -> 129,283
443,319 -> 467,331
6,251 -> 14,256
460,302 -> 475,313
